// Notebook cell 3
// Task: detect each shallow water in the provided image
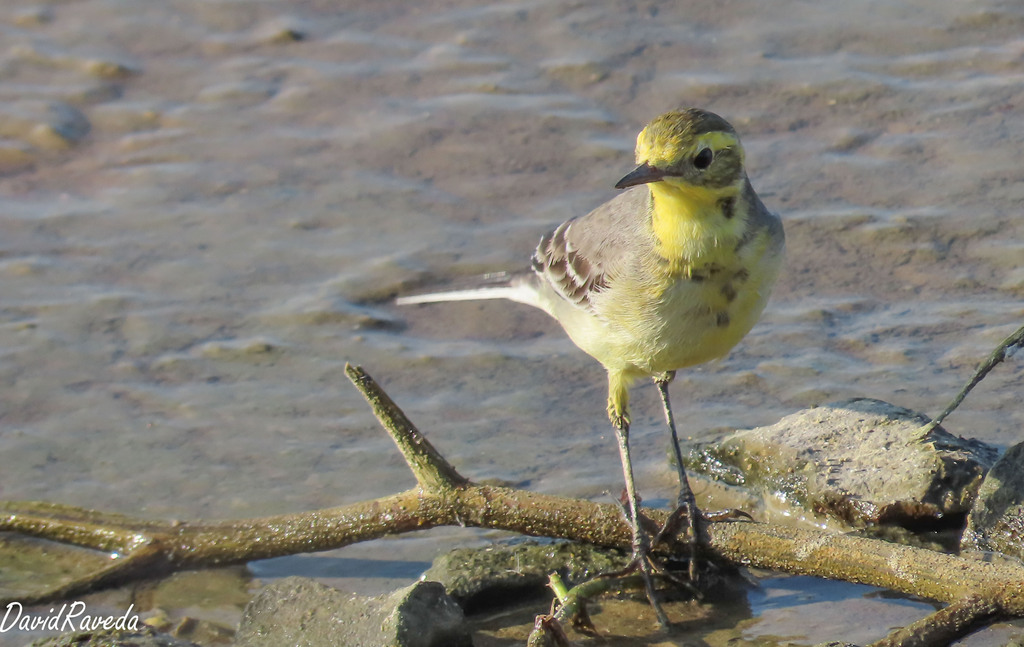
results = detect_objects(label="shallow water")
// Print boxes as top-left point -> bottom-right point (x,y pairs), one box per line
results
0,0 -> 1022,643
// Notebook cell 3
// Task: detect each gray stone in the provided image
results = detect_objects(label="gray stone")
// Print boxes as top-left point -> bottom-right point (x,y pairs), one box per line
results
962,440 -> 1024,559
235,577 -> 469,647
687,398 -> 998,527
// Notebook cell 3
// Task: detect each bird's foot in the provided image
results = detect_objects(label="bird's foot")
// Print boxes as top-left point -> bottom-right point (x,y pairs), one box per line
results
605,496 -> 671,626
651,492 -> 705,586
607,490 -> 711,625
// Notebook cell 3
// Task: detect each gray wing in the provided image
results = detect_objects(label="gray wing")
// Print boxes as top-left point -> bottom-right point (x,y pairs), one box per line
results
531,188 -> 652,310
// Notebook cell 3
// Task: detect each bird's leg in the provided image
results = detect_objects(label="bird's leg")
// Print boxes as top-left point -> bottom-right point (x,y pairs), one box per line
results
654,371 -> 704,583
610,410 -> 670,626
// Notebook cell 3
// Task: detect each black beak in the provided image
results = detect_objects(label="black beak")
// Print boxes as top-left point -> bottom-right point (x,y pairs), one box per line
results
614,162 -> 666,189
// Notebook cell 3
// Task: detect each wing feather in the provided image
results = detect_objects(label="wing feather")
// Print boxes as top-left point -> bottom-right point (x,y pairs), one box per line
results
531,188 -> 652,311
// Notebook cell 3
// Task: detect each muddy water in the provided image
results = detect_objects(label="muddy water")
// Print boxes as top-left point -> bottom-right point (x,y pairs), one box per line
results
0,0 -> 1022,644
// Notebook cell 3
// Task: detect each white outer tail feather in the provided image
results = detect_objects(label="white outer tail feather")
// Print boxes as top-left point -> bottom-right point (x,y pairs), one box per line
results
396,283 -> 538,307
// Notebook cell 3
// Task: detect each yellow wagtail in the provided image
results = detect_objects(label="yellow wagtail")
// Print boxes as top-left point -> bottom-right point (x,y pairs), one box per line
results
398,108 -> 784,618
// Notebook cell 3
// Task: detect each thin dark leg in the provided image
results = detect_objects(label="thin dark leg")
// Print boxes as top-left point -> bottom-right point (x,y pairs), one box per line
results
655,372 -> 703,583
612,415 -> 670,626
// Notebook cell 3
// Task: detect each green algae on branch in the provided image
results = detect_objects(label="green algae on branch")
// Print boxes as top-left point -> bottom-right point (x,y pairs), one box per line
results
1,365 -> 1024,645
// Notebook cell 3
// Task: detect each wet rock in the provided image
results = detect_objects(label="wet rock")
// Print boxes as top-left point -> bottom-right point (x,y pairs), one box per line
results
0,100 -> 90,150
26,626 -> 200,647
251,17 -> 309,44
687,398 -> 998,528
998,267 -> 1024,295
0,138 -> 35,173
424,540 -> 629,610
961,440 -> 1024,559
10,42 -> 138,78
164,616 -> 234,645
12,6 -> 55,26
195,336 -> 282,360
235,577 -> 469,647
90,102 -> 163,133
259,288 -> 403,331
196,80 -> 279,106
542,60 -> 611,89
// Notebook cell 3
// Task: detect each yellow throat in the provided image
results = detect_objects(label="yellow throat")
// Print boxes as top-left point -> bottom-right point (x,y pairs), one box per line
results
648,179 -> 746,276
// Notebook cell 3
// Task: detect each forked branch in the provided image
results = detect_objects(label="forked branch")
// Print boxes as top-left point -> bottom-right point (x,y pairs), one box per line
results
1,364 -> 1022,647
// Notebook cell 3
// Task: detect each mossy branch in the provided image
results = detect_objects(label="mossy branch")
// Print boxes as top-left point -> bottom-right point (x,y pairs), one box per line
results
1,365 -> 1022,645
867,595 -> 1001,647
344,363 -> 467,491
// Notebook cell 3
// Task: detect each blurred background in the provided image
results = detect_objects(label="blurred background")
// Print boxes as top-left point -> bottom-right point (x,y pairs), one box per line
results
0,0 -> 1021,643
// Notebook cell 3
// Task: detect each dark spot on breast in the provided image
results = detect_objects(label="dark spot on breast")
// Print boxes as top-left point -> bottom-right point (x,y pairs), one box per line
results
716,311 -> 730,328
689,263 -> 724,282
718,196 -> 736,220
734,268 -> 750,283
721,283 -> 737,303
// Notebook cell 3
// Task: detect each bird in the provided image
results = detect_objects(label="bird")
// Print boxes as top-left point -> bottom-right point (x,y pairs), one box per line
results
397,108 -> 785,621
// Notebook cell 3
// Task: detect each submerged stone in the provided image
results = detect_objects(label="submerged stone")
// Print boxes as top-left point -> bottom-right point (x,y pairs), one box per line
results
424,540 -> 630,610
235,577 -> 469,647
26,626 -> 200,647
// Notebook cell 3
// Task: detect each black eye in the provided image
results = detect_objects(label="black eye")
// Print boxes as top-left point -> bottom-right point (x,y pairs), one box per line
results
693,147 -> 713,170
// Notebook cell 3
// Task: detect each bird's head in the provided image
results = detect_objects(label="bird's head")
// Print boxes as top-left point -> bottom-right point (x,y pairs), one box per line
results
615,108 -> 746,193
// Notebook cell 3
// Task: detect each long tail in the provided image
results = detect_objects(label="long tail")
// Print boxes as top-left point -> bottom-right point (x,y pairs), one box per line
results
395,273 -> 540,308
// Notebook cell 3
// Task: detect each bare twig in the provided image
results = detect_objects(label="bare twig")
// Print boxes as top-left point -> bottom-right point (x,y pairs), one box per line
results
916,322 -> 1024,436
345,364 -> 467,491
